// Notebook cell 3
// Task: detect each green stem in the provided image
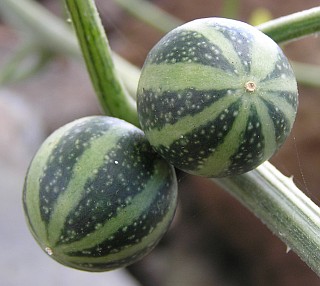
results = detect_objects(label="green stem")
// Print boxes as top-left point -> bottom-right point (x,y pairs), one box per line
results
257,7 -> 320,44
66,0 -> 139,125
215,161 -> 320,276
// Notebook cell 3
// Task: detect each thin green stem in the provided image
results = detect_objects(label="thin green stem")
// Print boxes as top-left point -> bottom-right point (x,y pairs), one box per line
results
257,7 -> 320,44
114,0 -> 240,32
215,161 -> 320,275
65,0 -> 139,126
0,0 -> 140,97
0,42 -> 52,85
0,0 -> 78,57
114,0 -> 182,33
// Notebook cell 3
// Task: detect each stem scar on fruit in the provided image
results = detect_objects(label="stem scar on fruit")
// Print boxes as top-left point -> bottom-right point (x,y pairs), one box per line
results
245,81 -> 257,92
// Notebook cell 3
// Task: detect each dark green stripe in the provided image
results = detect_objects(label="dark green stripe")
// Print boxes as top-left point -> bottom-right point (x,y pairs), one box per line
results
261,99 -> 292,145
56,133 -> 159,245
260,51 -> 296,82
227,104 -> 265,175
65,172 -> 175,257
70,246 -> 151,271
212,22 -> 254,74
138,88 -> 234,130
155,100 -> 242,171
266,91 -> 298,110
147,29 -> 236,74
38,118 -> 113,224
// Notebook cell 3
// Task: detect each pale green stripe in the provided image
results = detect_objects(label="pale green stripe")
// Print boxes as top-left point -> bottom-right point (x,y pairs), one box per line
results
55,160 -> 173,253
146,93 -> 239,147
58,185 -> 177,266
47,125 -> 128,245
182,22 -> 245,74
254,97 -> 277,158
138,63 -> 240,93
196,100 -> 249,177
250,34 -> 279,80
259,76 -> 298,93
25,118 -> 89,246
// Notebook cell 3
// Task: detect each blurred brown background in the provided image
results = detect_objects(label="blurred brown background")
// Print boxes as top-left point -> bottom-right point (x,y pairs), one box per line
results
0,0 -> 319,285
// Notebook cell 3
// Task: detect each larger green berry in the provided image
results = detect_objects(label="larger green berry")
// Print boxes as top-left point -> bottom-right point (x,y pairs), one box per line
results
23,116 -> 178,272
137,17 -> 298,177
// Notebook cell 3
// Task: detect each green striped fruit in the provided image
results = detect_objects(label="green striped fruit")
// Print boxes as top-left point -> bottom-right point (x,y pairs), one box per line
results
23,116 -> 178,272
137,17 -> 298,177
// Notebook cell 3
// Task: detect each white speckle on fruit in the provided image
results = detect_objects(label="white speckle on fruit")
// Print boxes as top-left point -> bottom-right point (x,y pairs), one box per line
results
114,160 -> 119,165
42,206 -> 49,215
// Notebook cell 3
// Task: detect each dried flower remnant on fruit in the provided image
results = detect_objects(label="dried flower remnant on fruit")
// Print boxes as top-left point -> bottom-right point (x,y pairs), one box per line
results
45,247 -> 53,256
245,81 -> 257,92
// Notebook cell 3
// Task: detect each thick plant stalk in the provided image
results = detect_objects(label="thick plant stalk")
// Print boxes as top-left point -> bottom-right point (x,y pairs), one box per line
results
215,161 -> 320,275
